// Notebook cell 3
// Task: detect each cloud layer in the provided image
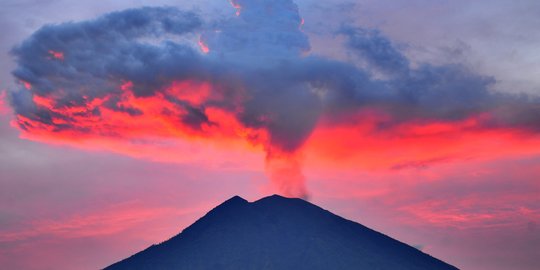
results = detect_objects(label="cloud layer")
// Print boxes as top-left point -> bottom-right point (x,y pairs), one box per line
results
8,0 -> 540,197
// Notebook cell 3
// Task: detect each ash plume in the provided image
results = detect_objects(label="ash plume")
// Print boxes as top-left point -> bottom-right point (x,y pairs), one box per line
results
8,0 -> 540,198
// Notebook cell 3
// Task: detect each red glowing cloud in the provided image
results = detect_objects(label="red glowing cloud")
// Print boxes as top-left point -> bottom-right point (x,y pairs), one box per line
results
0,90 -> 8,114
48,50 -> 64,60
20,80 -> 32,90
304,112 -> 540,171
198,37 -> 210,54
229,0 -> 242,16
17,79 -> 266,160
8,2 -> 540,199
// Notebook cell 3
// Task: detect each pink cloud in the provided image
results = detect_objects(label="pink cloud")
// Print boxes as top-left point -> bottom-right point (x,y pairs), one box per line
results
0,202 -> 209,243
0,90 -> 9,114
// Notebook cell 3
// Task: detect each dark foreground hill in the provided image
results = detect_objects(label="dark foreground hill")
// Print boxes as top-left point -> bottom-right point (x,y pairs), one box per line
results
104,195 -> 458,270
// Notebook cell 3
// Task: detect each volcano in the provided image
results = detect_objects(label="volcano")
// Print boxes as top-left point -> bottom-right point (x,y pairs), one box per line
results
104,195 -> 458,270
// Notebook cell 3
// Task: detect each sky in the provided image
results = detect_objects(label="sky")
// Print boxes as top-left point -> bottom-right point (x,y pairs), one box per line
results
0,0 -> 539,269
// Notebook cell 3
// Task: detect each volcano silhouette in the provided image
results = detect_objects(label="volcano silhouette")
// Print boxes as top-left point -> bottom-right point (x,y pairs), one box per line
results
104,195 -> 458,270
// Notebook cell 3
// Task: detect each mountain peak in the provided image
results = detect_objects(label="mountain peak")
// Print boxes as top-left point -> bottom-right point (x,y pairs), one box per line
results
267,194 -> 289,199
105,195 -> 458,270
201,195 -> 249,219
265,194 -> 296,200
222,195 -> 248,205
219,194 -> 304,208
256,194 -> 296,202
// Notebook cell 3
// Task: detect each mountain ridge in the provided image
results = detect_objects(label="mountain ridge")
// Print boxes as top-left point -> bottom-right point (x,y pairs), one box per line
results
104,194 -> 459,270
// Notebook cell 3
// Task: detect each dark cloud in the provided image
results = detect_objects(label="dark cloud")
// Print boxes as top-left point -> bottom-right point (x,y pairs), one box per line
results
339,26 -> 410,75
10,6 -> 205,131
7,0 -> 540,175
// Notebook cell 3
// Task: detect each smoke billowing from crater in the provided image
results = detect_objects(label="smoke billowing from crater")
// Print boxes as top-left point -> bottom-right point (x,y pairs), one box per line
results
8,0 -> 540,198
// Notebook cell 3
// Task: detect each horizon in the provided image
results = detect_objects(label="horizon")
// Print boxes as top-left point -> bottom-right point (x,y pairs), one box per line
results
1,0 -> 540,269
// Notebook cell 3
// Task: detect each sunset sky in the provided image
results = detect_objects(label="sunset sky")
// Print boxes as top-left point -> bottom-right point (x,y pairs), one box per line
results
1,0 -> 539,269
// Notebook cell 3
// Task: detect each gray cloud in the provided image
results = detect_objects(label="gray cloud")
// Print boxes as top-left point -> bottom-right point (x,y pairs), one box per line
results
7,0 -> 540,159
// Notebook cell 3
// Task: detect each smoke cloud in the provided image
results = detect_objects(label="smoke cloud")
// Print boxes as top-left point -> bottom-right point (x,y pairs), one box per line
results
8,0 -> 540,198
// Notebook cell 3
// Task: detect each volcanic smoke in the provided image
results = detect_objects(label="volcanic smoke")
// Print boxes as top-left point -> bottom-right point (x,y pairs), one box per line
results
8,0 -> 540,198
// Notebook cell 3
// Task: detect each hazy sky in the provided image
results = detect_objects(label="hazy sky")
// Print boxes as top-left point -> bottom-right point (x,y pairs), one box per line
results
1,1 -> 539,269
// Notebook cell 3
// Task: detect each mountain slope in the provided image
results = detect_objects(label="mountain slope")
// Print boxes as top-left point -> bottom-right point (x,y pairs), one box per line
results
104,195 -> 458,270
